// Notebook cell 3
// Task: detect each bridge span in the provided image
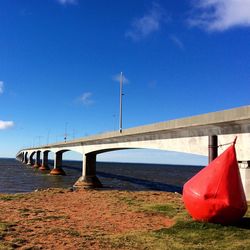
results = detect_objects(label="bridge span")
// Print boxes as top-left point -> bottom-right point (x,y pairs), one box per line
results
16,105 -> 250,200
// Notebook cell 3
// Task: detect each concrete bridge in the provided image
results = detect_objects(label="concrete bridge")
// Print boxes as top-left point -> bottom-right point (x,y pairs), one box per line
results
16,105 -> 250,200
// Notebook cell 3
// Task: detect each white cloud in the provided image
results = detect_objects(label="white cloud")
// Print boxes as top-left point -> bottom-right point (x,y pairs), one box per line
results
56,0 -> 77,5
169,35 -> 184,50
0,120 -> 14,130
189,0 -> 250,31
125,2 -> 166,41
112,73 -> 129,84
0,81 -> 4,94
79,92 -> 94,106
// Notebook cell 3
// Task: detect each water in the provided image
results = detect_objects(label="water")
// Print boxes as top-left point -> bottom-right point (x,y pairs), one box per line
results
0,158 -> 203,194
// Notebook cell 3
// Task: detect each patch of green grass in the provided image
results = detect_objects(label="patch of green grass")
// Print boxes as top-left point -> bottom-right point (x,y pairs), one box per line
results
0,222 -> 16,250
0,223 -> 9,231
245,202 -> 250,217
104,233 -> 150,250
18,208 -> 48,218
18,208 -> 30,213
22,246 -> 43,250
151,219 -> 250,249
0,194 -> 25,201
11,238 -> 27,248
141,203 -> 180,219
66,229 -> 81,237
106,218 -> 250,250
115,192 -> 186,220
18,208 -> 31,218
116,196 -> 141,207
44,215 -> 69,220
0,244 -> 13,250
33,209 -> 46,215
0,222 -> 16,237
44,228 -> 62,235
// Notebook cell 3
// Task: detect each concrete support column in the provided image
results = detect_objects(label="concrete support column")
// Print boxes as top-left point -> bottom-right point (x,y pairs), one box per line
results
23,153 -> 28,164
39,151 -> 50,171
239,161 -> 250,201
16,154 -> 20,161
27,155 -> 34,166
33,151 -> 41,168
50,152 -> 66,175
74,153 -> 102,189
21,153 -> 25,163
17,154 -> 22,162
208,135 -> 218,163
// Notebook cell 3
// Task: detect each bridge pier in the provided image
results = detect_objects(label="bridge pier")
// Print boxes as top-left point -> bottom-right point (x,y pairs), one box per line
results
17,153 -> 23,162
16,153 -> 22,162
50,152 -> 66,175
22,158 -> 26,164
39,151 -> 50,171
27,155 -> 34,166
208,135 -> 218,163
22,153 -> 28,164
74,153 -> 102,189
33,151 -> 41,168
239,161 -> 250,201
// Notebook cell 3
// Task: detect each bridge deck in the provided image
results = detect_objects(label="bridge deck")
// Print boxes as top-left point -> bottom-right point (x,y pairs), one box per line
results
24,105 -> 250,150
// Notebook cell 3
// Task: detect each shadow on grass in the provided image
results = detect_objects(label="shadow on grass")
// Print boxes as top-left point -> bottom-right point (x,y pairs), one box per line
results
232,217 -> 250,229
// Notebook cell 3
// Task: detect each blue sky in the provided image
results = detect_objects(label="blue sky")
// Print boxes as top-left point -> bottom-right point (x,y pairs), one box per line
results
0,0 -> 250,164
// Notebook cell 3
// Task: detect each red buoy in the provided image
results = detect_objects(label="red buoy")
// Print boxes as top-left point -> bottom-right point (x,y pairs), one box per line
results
183,140 -> 248,224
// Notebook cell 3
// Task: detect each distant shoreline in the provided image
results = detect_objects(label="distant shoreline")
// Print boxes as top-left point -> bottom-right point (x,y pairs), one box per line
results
0,157 -> 204,168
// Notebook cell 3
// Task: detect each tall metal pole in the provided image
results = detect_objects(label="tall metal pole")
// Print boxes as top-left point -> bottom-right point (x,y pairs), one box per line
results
64,122 -> 68,142
37,136 -> 42,146
119,72 -> 123,133
47,129 -> 50,145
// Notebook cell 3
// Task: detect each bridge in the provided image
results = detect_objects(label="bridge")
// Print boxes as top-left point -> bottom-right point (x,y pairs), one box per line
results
16,105 -> 250,200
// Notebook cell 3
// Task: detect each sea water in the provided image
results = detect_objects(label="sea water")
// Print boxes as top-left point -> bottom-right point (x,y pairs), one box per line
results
0,158 -> 203,193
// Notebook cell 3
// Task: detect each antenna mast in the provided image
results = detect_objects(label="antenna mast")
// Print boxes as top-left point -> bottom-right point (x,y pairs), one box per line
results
119,72 -> 123,133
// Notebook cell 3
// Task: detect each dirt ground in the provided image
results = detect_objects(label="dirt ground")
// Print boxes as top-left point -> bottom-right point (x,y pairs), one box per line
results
0,188 -> 181,250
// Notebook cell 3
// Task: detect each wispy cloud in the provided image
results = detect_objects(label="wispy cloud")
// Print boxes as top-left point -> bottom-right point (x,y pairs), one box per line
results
189,0 -> 250,31
125,2 -> 167,41
0,81 -> 4,94
78,92 -> 94,106
169,35 -> 184,50
0,120 -> 14,130
112,73 -> 129,84
56,0 -> 77,5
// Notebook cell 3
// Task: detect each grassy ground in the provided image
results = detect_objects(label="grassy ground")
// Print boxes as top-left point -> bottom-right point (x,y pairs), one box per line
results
105,193 -> 250,250
0,190 -> 249,250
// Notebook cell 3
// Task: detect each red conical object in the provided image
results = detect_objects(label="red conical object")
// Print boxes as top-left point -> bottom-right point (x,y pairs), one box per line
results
183,140 -> 248,224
